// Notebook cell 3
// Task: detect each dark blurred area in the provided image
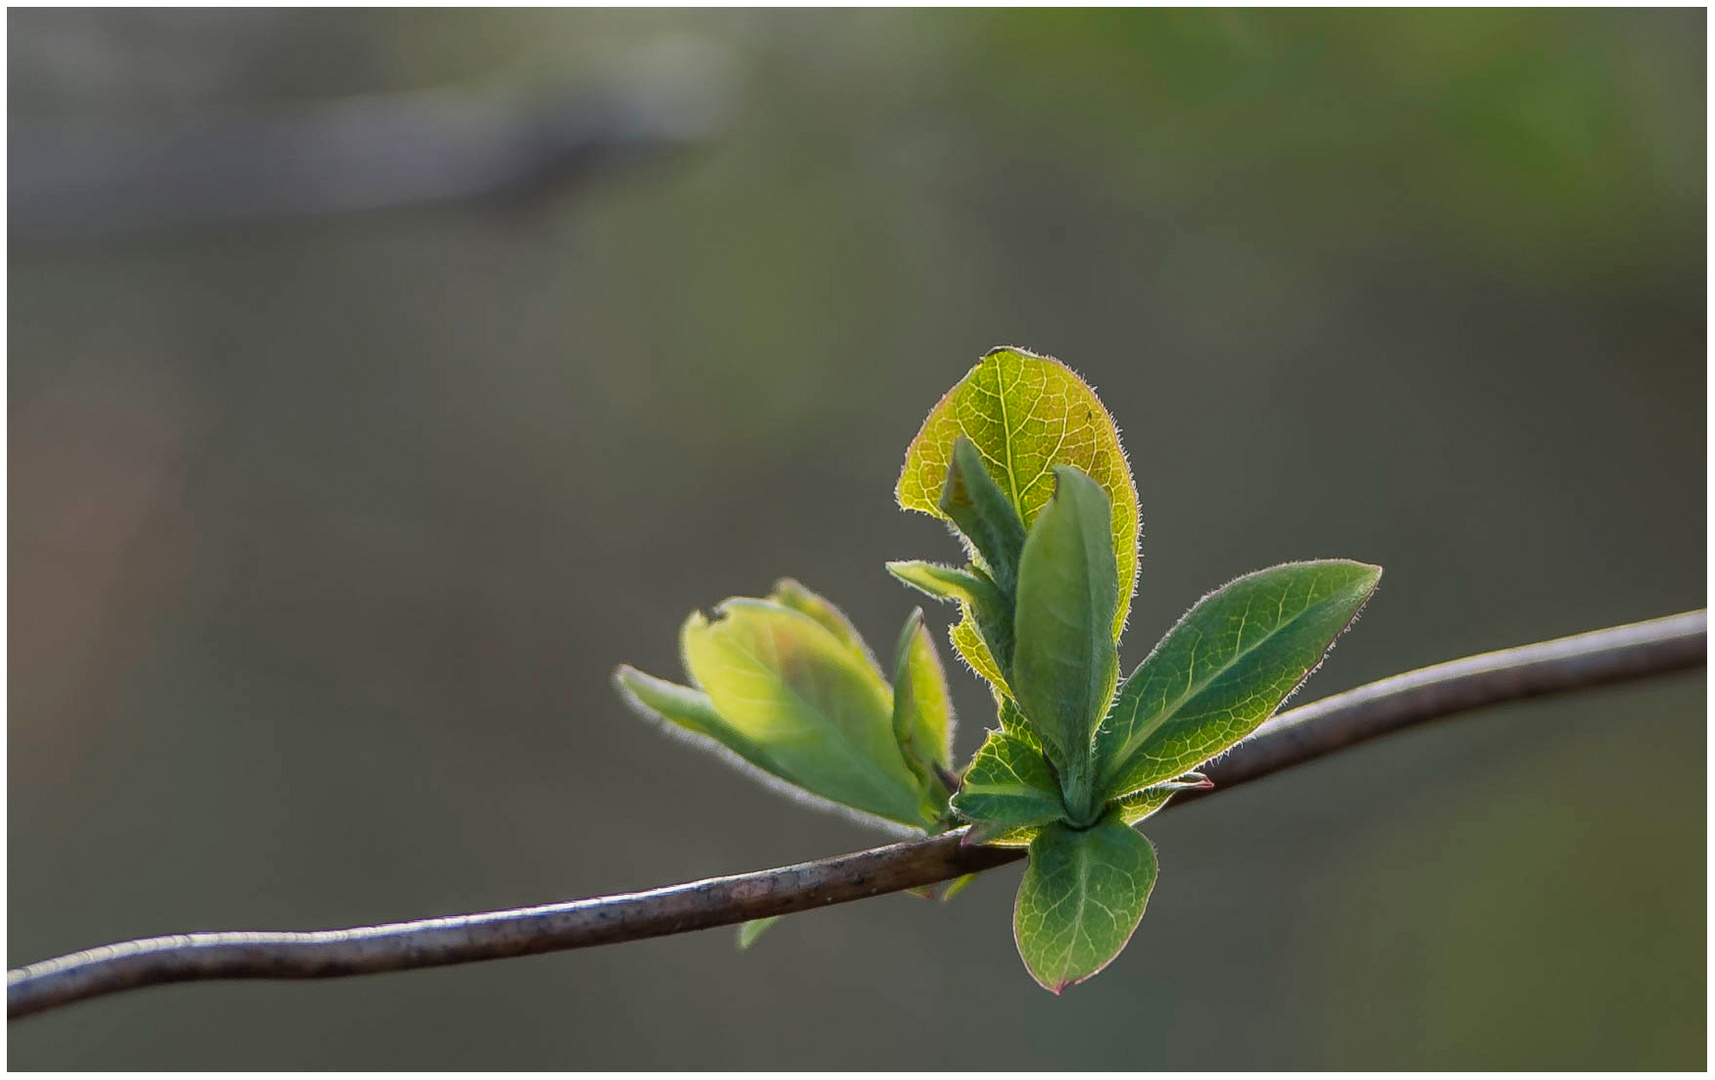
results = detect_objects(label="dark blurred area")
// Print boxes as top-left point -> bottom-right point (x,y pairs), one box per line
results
8,8 -> 1704,1069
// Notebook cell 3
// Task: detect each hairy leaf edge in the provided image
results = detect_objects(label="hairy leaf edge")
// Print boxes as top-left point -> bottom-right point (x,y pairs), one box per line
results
1012,822 -> 1159,993
894,345 -> 1141,642
1097,559 -> 1382,799
613,666 -> 925,837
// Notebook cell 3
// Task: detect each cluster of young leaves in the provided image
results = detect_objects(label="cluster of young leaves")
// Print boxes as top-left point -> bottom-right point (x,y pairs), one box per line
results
615,577 -> 958,836
616,346 -> 1381,991
614,578 -> 962,947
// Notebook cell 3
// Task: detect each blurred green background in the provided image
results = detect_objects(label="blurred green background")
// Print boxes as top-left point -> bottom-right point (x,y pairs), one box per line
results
9,8 -> 1704,1069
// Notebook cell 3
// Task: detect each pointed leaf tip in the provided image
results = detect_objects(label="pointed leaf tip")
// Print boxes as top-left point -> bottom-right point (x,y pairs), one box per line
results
890,606 -> 957,816
767,577 -> 884,676
1114,772 -> 1210,825
737,916 -> 782,950
939,435 -> 1028,599
940,872 -> 979,902
886,560 -> 1015,695
1094,559 -> 1383,802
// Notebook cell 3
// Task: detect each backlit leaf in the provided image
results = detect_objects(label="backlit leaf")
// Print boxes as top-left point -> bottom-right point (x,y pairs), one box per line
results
996,694 -> 1033,735
886,560 -> 1014,692
939,436 -> 1027,599
896,346 -> 1139,641
680,599 -> 932,827
884,561 -> 1005,622
940,873 -> 979,902
620,596 -> 946,830
890,608 -> 956,816
613,665 -> 784,778
1115,772 -> 1210,826
1011,466 -> 1120,820
736,917 -> 781,950
1013,814 -> 1157,993
962,820 -> 1042,848
950,728 -> 1066,830
957,722 -> 1052,847
1095,560 -> 1382,802
768,577 -> 883,677
951,617 -> 1011,698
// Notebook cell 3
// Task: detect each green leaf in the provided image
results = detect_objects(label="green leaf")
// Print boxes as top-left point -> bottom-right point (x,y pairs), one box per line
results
619,598 -> 943,830
1095,560 -> 1383,802
940,873 -> 979,902
939,436 -> 1027,599
896,346 -> 1140,640
885,560 -> 1015,692
736,917 -> 781,950
1115,772 -> 1210,826
996,694 -> 1033,735
1013,815 -> 1158,993
962,820 -> 1041,848
950,616 -> 1011,698
1011,466 -> 1120,821
890,608 -> 957,815
949,728 -> 1067,830
681,599 -> 932,827
613,665 -> 785,778
884,561 -> 1005,623
768,577 -> 883,677
971,715 -> 1071,841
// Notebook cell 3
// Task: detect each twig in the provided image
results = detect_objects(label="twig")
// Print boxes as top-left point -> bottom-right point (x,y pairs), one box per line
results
10,609 -> 1703,1020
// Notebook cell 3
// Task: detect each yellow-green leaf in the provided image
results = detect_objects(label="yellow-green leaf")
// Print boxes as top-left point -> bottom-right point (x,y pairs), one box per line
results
996,694 -> 1033,735
1115,772 -> 1210,826
768,577 -> 883,677
951,615 -> 1011,697
680,599 -> 931,827
890,608 -> 957,816
896,346 -> 1139,641
613,665 -> 785,779
619,595 -> 951,830
736,917 -> 781,950
884,561 -> 1005,620
963,820 -> 1044,849
886,560 -> 1015,693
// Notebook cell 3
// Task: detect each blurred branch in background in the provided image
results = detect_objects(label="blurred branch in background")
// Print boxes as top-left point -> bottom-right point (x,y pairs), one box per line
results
9,609 -> 1703,1021
8,40 -> 732,241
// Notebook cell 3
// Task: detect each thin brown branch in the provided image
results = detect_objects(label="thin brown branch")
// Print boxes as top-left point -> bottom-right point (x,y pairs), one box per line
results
10,609 -> 1704,1020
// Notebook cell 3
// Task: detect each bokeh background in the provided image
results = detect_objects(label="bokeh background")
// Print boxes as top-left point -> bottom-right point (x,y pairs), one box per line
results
9,8 -> 1705,1069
